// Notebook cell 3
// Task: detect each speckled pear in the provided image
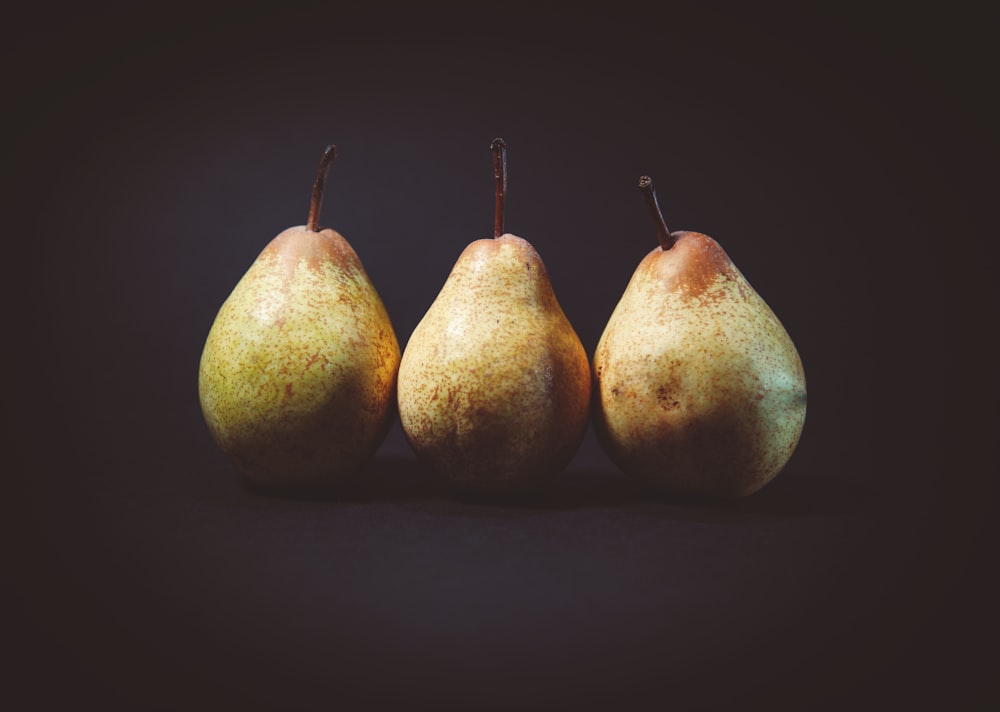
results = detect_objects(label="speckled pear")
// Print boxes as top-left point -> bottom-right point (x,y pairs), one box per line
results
592,176 -> 806,497
397,140 -> 590,493
198,146 -> 400,489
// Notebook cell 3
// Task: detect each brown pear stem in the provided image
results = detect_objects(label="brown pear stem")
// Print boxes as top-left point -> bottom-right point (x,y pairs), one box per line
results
491,138 -> 507,238
638,175 -> 675,250
307,145 -> 337,232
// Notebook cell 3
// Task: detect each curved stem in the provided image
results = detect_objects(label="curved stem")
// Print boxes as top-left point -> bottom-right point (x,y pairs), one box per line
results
638,175 -> 675,250
491,138 -> 507,238
307,145 -> 337,232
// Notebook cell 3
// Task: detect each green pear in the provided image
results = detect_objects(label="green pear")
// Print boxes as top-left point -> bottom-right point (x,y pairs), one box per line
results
198,146 -> 400,490
397,139 -> 591,493
592,176 -> 806,497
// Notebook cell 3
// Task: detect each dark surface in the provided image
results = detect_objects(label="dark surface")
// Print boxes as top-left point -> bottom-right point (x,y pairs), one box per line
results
6,2 -> 996,709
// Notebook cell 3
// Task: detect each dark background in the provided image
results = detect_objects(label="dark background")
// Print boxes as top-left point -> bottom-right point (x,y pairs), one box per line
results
5,2 -> 996,709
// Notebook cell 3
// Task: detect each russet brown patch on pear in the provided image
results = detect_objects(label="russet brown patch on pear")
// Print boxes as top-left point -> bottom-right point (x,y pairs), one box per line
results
647,231 -> 739,300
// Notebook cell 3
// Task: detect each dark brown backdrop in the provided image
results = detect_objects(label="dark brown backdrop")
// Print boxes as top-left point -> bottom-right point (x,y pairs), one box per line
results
6,2 -> 996,709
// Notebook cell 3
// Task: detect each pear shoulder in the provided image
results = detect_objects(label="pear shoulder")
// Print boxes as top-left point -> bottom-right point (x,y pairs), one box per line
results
455,233 -> 547,268
258,226 -> 365,275
636,231 -> 742,301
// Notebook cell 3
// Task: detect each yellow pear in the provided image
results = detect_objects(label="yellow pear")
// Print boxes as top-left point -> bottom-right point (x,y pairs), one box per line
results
397,139 -> 591,493
592,176 -> 806,497
199,146 -> 400,490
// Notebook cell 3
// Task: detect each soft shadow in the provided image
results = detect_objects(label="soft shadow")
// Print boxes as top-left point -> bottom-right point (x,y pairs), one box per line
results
247,456 -> 444,502
191,457 -> 441,509
437,468 -> 644,511
192,456 -> 878,522
620,468 -> 880,523
426,467 -> 877,523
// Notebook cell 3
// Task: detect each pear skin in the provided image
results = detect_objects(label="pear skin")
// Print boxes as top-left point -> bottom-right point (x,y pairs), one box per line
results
593,224 -> 806,498
200,227 -> 399,489
198,147 -> 400,489
397,234 -> 591,493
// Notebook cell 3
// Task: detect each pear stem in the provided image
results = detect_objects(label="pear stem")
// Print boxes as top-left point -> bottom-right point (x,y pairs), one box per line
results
307,145 -> 337,232
491,138 -> 507,238
638,175 -> 675,250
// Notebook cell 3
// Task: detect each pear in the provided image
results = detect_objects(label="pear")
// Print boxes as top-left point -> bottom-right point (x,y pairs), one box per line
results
397,139 -> 591,493
198,146 -> 400,490
592,176 -> 806,497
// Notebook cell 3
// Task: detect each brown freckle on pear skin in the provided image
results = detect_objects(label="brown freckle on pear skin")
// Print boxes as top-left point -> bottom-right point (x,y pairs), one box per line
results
656,384 -> 680,409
